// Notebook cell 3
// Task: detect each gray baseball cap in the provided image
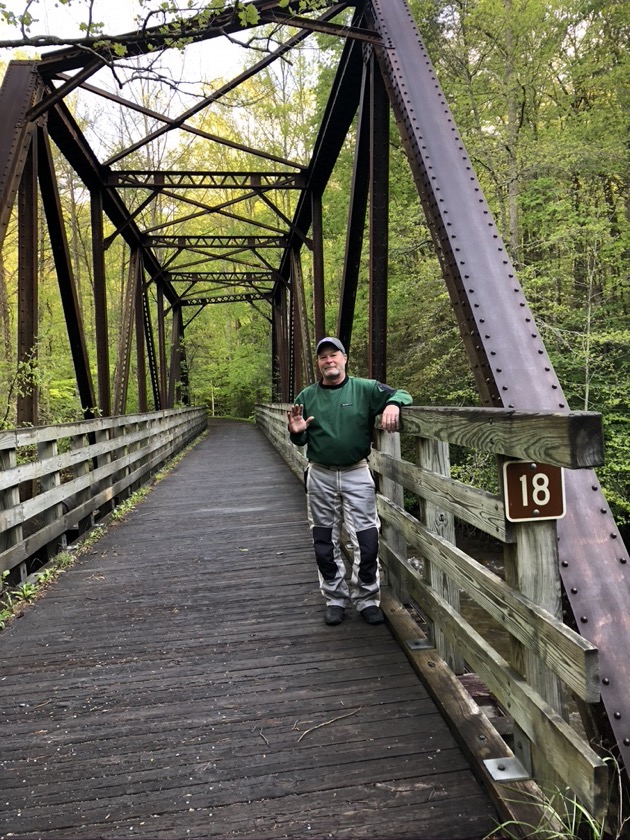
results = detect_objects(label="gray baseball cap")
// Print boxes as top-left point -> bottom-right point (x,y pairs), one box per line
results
316,337 -> 346,355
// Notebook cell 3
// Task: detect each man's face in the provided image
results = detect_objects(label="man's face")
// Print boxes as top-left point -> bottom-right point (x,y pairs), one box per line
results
317,346 -> 347,385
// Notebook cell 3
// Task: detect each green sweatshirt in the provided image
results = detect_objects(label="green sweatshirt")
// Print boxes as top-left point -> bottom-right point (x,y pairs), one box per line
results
289,376 -> 413,467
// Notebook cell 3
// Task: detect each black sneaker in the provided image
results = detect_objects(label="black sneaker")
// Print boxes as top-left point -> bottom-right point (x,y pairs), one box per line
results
361,606 -> 384,625
324,606 -> 345,625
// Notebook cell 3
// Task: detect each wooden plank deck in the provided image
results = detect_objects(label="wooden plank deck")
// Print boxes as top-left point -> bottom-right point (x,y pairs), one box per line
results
0,419 -> 500,840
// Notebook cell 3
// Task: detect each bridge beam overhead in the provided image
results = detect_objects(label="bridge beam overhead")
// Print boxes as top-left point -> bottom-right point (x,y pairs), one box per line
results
0,0 -> 628,810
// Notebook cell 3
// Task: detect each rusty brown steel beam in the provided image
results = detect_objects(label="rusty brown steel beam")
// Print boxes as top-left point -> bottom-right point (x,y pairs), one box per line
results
91,188 -> 112,416
279,10 -> 364,300
311,191 -> 326,341
180,292 -> 272,306
0,62 -> 42,251
135,270 -> 148,413
25,59 -> 102,123
45,98 -> 179,305
337,55 -> 370,354
107,171 -> 306,190
37,0 -> 350,75
17,137 -> 38,428
37,127 -> 96,417
145,235 -> 288,249
141,289 -> 161,410
368,51 -> 389,383
54,74 -> 303,170
259,7 -> 378,45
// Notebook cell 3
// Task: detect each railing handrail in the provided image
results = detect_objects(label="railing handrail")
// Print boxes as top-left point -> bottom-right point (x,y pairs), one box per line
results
0,407 -> 207,578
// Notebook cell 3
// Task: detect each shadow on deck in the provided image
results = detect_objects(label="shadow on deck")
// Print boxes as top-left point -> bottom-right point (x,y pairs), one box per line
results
0,419 -> 500,840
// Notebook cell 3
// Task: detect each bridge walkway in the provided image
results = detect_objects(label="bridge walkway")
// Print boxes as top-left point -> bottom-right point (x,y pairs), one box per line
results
0,419 -> 500,840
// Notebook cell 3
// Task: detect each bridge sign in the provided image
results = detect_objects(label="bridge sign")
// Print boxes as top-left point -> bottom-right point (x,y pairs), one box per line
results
503,461 -> 566,522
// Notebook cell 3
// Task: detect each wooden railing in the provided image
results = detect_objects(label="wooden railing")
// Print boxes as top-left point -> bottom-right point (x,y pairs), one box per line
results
256,402 -> 608,821
0,408 -> 207,579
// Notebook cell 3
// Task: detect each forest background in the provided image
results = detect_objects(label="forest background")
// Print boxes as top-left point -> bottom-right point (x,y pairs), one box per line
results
0,0 -> 628,532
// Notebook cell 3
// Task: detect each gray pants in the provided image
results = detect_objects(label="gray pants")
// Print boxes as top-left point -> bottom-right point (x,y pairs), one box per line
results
305,461 -> 381,611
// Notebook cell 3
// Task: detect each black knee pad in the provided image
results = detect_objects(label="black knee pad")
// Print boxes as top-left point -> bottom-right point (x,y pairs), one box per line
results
312,526 -> 337,581
357,527 -> 379,583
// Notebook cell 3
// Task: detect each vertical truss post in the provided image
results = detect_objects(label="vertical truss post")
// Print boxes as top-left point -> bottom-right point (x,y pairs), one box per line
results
37,127 -> 95,418
179,325 -> 189,406
168,305 -> 183,408
272,286 -> 290,403
17,137 -> 38,427
135,271 -> 148,412
290,267 -> 301,399
157,285 -> 168,409
91,188 -> 111,416
368,53 -> 389,382
337,57 -> 371,354
0,62 -> 41,252
311,190 -> 326,341
291,248 -> 314,388
113,249 -> 139,415
142,287 -> 162,410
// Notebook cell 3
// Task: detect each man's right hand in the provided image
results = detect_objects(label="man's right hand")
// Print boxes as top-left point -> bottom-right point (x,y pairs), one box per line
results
287,404 -> 314,434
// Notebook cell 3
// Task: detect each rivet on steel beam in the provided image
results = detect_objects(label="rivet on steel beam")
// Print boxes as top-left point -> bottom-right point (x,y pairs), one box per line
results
601,509 -> 607,514
490,351 -> 496,356
561,561 -> 569,567
571,587 -> 578,594
592,486 -> 598,491
545,367 -> 551,372
602,678 -> 610,685
624,739 -> 630,746
621,558 -> 627,564
502,386 -> 508,391
552,385 -> 558,390
485,335 -> 491,339
615,712 -> 622,719
496,368 -> 502,373
580,616 -> 588,623
559,403 -> 565,408
508,404 -> 515,408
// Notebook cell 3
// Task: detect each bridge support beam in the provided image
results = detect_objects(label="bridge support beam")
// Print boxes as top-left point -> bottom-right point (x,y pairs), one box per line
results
368,52 -> 389,383
91,188 -> 112,417
17,136 -> 38,427
38,127 -> 96,418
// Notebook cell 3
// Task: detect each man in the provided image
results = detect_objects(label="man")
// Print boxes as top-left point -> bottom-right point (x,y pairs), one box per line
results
287,337 -> 413,626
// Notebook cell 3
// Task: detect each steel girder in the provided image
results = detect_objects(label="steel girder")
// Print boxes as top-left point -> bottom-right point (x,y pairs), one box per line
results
366,0 -> 630,773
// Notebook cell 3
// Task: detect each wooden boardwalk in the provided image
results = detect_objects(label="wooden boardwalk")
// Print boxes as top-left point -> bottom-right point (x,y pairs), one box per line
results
0,419 -> 500,840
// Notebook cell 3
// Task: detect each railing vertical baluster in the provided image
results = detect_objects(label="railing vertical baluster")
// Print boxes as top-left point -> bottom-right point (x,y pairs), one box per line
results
0,446 -> 23,574
37,439 -> 66,559
376,428 -> 407,603
416,437 -> 464,673
70,432 -> 93,534
504,515 -> 567,786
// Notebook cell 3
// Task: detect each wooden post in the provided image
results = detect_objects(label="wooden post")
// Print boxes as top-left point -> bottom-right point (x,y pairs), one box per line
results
415,438 -> 464,673
376,428 -> 406,602
504,514 -> 567,787
37,440 -> 66,560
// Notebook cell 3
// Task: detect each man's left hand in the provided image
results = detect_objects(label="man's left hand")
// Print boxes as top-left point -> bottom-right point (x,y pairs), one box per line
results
381,404 -> 401,432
